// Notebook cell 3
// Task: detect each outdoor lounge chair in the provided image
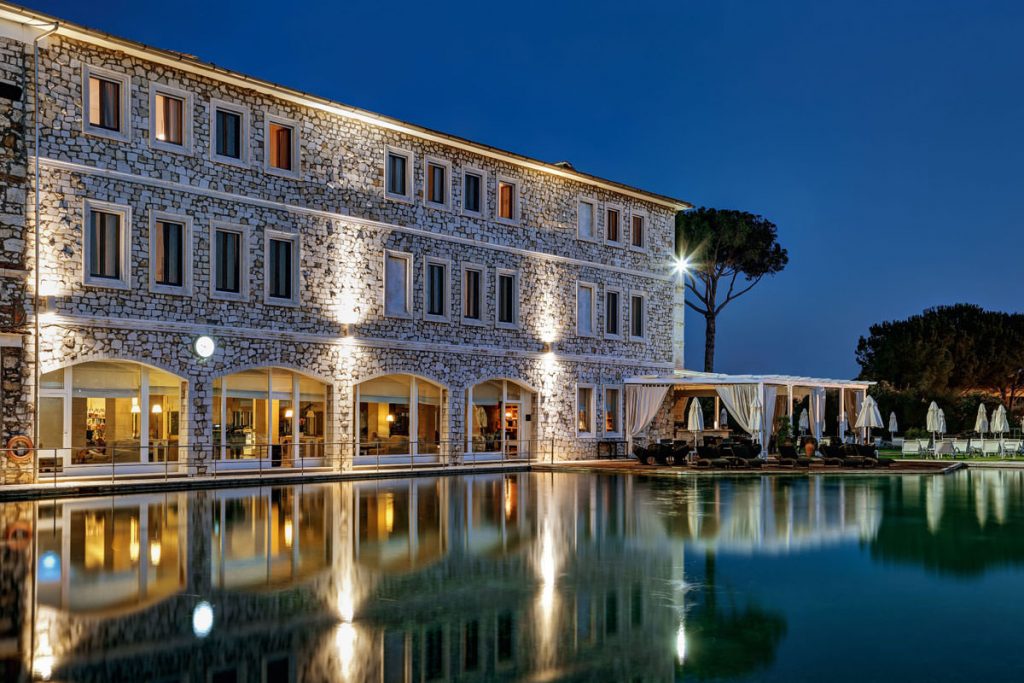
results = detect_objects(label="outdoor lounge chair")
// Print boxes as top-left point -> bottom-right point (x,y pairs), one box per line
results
981,439 -> 1001,457
953,439 -> 970,457
901,440 -> 920,457
721,443 -> 763,468
934,440 -> 955,458
1004,439 -> 1023,456
776,444 -> 815,467
692,445 -> 732,469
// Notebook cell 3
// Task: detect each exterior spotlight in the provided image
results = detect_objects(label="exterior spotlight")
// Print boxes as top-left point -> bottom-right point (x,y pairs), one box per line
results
341,323 -> 350,337
193,335 -> 216,359
674,255 -> 691,275
192,601 -> 214,638
542,341 -> 553,353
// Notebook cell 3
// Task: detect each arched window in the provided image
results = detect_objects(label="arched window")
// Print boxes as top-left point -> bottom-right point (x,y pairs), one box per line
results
211,368 -> 328,466
38,361 -> 185,470
467,379 -> 535,458
355,374 -> 445,459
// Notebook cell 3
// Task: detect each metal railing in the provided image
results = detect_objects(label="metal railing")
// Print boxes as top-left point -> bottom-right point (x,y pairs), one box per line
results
0,438 -> 593,488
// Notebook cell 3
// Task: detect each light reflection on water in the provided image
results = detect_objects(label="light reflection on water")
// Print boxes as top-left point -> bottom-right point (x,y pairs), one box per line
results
4,469 -> 1024,681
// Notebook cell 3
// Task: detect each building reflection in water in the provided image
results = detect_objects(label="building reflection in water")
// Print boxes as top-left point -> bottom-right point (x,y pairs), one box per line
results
18,471 -> 1024,681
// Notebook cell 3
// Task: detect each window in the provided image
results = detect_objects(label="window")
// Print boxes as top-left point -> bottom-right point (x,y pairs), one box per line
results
424,258 -> 449,321
149,84 -> 191,152
212,223 -> 248,301
384,251 -> 412,317
496,270 -> 518,328
265,116 -> 299,176
462,264 -> 484,323
356,374 -> 444,457
577,385 -> 595,436
265,231 -> 299,305
211,100 -> 249,165
425,157 -> 450,208
578,199 -> 595,241
630,213 -> 646,249
604,387 -> 621,434
577,282 -> 595,337
83,66 -> 129,140
630,294 -> 645,339
385,146 -> 413,201
605,206 -> 622,245
467,379 -> 534,455
462,169 -> 483,215
83,200 -> 130,289
149,211 -> 191,294
497,178 -> 518,222
605,288 -> 621,338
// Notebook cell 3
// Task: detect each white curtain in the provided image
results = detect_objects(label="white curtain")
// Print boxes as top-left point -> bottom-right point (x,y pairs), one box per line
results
762,385 -> 778,445
625,385 -> 670,437
715,384 -> 759,436
810,387 -> 826,439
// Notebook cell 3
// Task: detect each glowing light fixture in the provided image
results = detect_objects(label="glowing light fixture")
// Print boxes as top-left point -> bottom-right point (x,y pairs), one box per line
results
192,601 -> 214,638
385,414 -> 395,423
284,408 -> 294,419
151,403 -> 163,415
674,254 -> 691,276
130,398 -> 141,414
149,540 -> 162,566
193,335 -> 216,359
676,623 -> 687,663
284,519 -> 293,547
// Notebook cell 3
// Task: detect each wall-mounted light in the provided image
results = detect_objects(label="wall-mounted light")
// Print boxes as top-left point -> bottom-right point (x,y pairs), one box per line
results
193,335 -> 216,359
192,601 -> 214,638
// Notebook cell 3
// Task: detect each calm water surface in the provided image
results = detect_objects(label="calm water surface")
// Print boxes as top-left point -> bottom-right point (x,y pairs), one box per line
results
2,469 -> 1023,682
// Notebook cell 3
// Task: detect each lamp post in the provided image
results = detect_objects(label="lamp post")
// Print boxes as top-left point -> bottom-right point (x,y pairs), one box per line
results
673,255 -> 690,373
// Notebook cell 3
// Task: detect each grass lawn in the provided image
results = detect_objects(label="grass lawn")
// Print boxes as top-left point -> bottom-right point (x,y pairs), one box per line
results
878,448 -> 1024,462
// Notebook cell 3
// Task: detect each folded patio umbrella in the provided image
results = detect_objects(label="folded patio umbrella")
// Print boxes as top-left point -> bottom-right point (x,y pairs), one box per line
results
855,395 -> 883,429
937,409 -> 947,435
888,411 -> 898,436
838,412 -> 848,441
926,401 -> 941,437
974,403 -> 989,436
720,407 -> 728,429
688,397 -> 705,433
798,408 -> 809,433
749,396 -> 764,455
991,405 -> 1009,435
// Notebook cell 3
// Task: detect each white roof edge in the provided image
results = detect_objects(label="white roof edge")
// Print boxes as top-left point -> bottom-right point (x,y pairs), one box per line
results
624,370 -> 874,389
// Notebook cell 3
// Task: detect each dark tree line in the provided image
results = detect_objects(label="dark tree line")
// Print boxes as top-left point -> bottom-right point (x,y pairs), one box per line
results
856,304 -> 1024,430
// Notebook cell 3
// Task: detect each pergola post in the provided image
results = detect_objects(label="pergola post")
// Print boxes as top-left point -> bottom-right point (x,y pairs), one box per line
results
839,388 -> 846,443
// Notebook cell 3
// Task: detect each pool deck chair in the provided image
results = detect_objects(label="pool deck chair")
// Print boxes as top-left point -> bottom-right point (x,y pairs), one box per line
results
981,439 -> 1001,457
953,439 -> 970,457
902,440 -> 920,457
1003,439 -> 1022,457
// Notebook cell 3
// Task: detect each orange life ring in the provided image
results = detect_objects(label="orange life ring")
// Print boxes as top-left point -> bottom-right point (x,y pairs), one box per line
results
4,435 -> 33,465
5,520 -> 31,550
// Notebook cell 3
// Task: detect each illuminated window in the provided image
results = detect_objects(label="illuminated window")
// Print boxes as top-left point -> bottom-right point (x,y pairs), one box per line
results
84,200 -> 130,289
266,116 -> 299,175
577,385 -> 595,436
630,213 -> 645,249
356,374 -> 444,457
150,84 -> 191,151
84,65 -> 129,139
150,211 -> 191,294
497,178 -> 518,222
425,158 -> 450,208
604,387 -> 621,434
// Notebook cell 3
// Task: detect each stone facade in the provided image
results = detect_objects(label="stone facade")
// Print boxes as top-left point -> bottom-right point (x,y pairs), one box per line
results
0,9 -> 687,475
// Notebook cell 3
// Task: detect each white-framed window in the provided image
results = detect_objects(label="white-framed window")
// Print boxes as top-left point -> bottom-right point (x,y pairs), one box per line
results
577,198 -> 596,242
461,262 -> 486,325
210,222 -> 249,302
576,281 -> 596,337
462,167 -> 485,216
629,211 -> 646,250
82,65 -> 131,141
264,114 -> 300,177
148,83 -> 192,153
210,99 -> 250,166
424,156 -> 451,209
604,386 -> 622,435
495,268 -> 519,328
605,205 -> 623,246
496,177 -> 520,223
576,384 -> 596,437
148,210 -> 191,295
629,292 -> 646,340
383,250 -> 413,318
264,230 -> 300,306
384,145 -> 413,202
83,199 -> 131,289
604,286 -> 622,339
423,256 -> 451,322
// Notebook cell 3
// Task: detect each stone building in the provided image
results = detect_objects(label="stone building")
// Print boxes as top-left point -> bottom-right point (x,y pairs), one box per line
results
0,3 -> 689,478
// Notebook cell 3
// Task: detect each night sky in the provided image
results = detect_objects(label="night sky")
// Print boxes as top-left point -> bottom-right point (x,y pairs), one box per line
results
31,0 -> 1024,378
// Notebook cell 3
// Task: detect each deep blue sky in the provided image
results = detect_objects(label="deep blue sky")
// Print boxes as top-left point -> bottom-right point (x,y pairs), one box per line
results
34,0 -> 1024,378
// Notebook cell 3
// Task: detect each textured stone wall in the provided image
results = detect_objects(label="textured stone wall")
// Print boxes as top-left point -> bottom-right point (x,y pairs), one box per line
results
0,36 -> 29,446
10,33 -> 682,465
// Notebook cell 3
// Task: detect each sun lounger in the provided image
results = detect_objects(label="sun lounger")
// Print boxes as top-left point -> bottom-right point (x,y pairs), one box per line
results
953,439 -> 970,456
1004,439 -> 1022,456
901,440 -> 920,457
981,439 -> 1001,457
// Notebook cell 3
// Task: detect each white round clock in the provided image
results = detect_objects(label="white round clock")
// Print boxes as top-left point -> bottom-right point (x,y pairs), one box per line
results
194,335 -> 216,359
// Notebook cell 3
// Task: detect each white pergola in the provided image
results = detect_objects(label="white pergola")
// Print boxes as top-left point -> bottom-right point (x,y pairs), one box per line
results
624,370 -> 875,455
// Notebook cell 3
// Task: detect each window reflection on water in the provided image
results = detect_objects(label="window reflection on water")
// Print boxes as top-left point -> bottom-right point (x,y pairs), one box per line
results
17,470 -> 1024,682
